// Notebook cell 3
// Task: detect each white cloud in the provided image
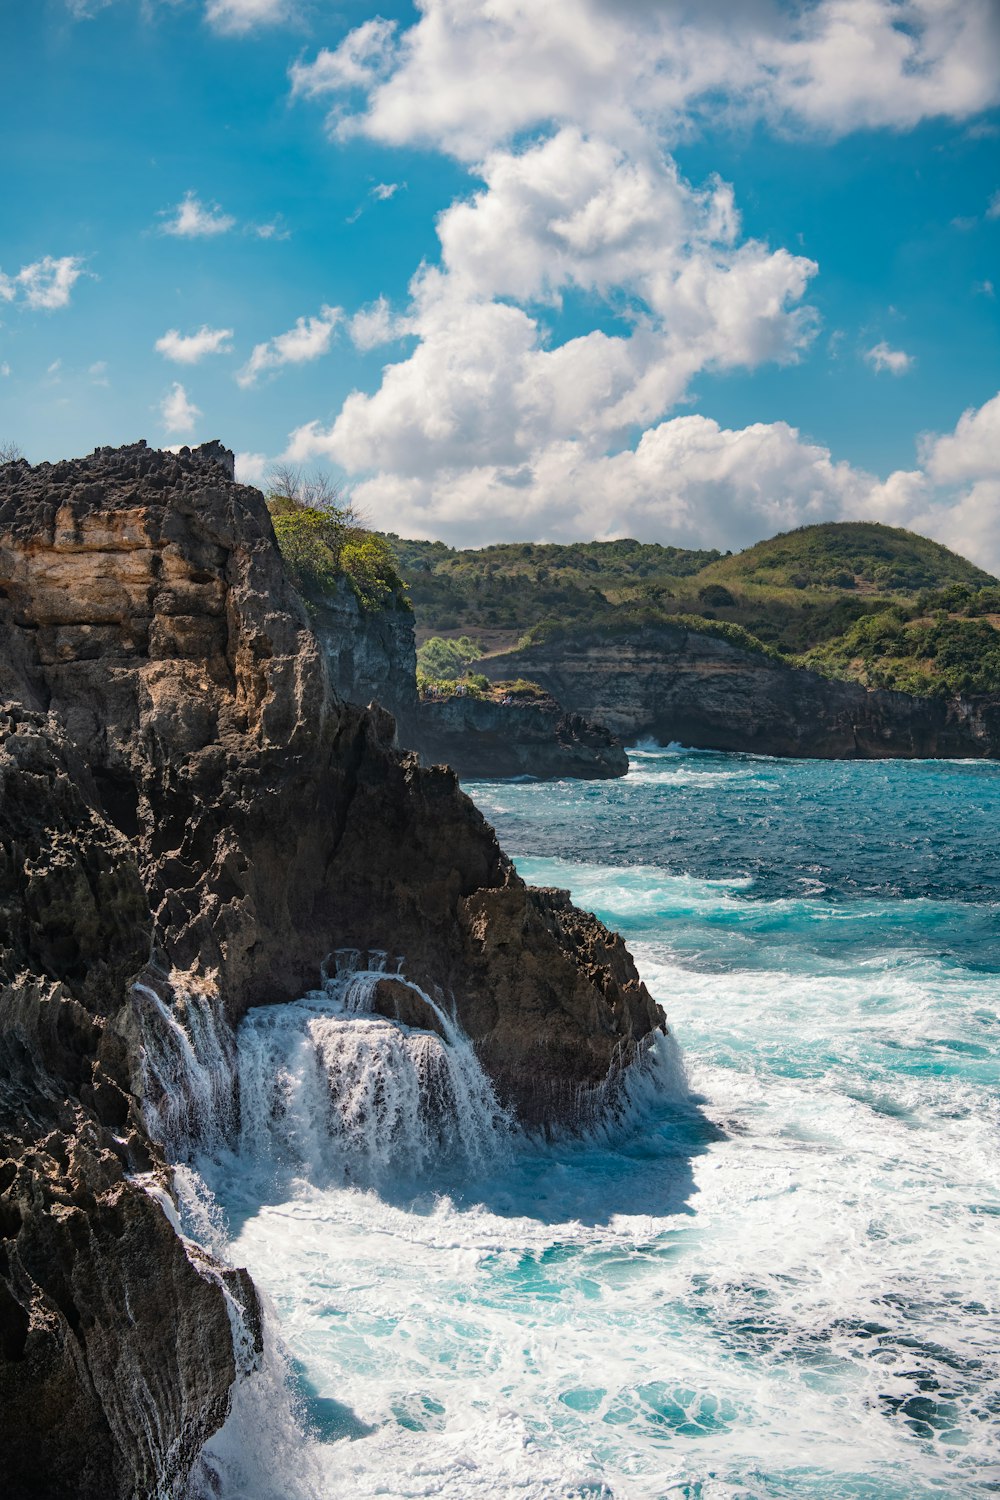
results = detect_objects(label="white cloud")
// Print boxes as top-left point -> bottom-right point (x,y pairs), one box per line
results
291,17 -> 397,101
0,363 -> 10,378
235,450 -> 271,485
236,304 -> 341,387
155,325 -> 234,363
865,341 -> 913,375
252,217 -> 290,240
920,392 -> 1000,483
89,360 -> 109,385
160,382 -> 202,435
280,2 -> 999,575
0,256 -> 87,310
282,391 -> 1000,578
348,296 -> 400,351
372,182 -> 401,201
987,189 -> 1000,220
911,478 -> 1000,575
286,408 -> 865,550
160,192 -> 236,238
204,0 -> 291,34
287,128 -> 817,481
294,1 -> 1000,160
65,0 -> 114,16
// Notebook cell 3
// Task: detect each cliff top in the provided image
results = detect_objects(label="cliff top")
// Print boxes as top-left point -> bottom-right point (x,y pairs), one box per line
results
0,440 -> 242,535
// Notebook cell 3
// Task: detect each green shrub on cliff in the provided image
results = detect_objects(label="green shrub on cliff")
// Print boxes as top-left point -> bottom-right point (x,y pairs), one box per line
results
416,635 -> 483,680
270,502 -> 345,594
339,534 -> 399,609
805,609 -> 1000,697
266,471 -> 404,611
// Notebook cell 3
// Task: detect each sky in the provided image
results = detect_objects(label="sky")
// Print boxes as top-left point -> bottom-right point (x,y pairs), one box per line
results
1,0 -> 999,567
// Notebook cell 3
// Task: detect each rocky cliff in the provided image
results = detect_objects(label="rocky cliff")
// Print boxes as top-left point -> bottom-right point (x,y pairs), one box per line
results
484,623 -> 1000,758
0,441 -> 663,1499
412,691 -> 628,780
310,572 -> 418,726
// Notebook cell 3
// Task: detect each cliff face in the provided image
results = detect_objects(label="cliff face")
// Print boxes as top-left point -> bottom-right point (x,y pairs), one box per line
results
0,702 -> 260,1500
484,624 -> 1000,759
0,442 -> 663,1498
310,573 -> 417,725
412,692 -> 628,780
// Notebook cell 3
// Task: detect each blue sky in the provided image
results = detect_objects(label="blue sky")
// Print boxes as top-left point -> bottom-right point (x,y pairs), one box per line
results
2,0 -> 999,566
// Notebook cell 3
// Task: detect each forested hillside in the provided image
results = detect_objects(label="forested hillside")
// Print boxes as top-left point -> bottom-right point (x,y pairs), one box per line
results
388,523 -> 1000,700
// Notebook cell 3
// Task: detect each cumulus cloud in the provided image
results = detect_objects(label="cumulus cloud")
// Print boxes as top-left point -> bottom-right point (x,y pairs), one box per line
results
155,325 -> 234,364
0,256 -> 87,310
160,382 -> 202,435
286,127 -> 817,484
920,392 -> 1000,483
159,192 -> 236,238
293,0 -> 1000,159
865,341 -> 913,375
236,304 -> 341,387
279,1 -> 999,573
280,391 -> 1000,577
285,408 -> 866,549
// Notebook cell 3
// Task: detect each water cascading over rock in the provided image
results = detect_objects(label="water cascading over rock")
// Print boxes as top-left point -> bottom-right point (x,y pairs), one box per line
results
0,440 -> 664,1499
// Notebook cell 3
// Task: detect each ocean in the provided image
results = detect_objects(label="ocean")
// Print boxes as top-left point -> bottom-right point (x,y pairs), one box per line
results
170,746 -> 1000,1499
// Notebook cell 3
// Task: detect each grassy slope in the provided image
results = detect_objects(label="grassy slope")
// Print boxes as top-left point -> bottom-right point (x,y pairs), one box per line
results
385,523 -> 1000,699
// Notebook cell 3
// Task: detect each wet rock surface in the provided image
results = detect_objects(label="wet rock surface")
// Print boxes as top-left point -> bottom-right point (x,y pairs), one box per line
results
0,441 -> 663,1497
411,691 -> 629,780
483,623 -> 1000,758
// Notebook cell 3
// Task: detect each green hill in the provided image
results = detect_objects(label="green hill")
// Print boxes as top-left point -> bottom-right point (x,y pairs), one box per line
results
696,522 -> 995,594
383,522 -> 999,696
385,535 -> 721,643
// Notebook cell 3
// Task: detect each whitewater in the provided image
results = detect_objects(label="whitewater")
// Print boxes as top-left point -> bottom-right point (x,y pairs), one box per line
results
143,746 -> 1000,1499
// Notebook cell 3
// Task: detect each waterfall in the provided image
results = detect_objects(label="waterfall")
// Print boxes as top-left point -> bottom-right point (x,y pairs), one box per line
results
133,952 -> 512,1182
133,954 -> 512,1498
132,980 -> 238,1159
237,958 -> 511,1186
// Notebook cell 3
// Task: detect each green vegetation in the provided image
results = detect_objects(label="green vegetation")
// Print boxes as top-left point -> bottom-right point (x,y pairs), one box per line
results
523,608 -> 787,664
491,678 -> 549,700
386,535 -> 723,635
806,588 -> 1000,698
416,635 -> 483,680
697,521 -> 994,594
267,472 -> 404,611
386,522 -> 1000,702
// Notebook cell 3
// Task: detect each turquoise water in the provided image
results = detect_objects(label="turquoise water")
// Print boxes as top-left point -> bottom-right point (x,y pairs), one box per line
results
192,747 -> 1000,1499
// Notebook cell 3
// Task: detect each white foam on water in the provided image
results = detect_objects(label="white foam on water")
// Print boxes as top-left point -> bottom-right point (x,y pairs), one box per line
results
133,859 -> 1000,1498
203,933 -> 998,1499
